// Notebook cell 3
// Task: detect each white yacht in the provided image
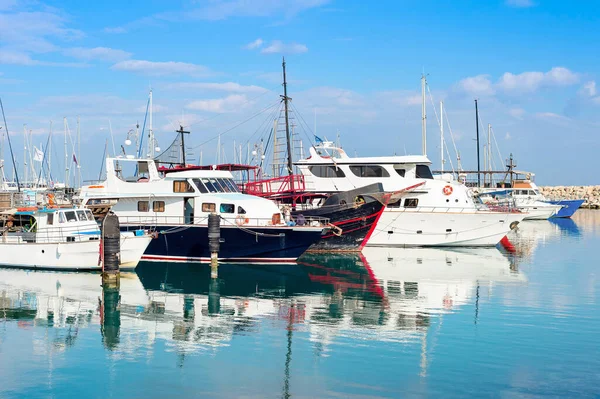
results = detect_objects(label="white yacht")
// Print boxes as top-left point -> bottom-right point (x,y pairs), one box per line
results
78,157 -> 326,264
294,142 -> 526,247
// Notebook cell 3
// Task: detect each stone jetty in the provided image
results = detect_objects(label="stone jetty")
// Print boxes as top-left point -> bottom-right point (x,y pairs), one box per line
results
539,186 -> 600,209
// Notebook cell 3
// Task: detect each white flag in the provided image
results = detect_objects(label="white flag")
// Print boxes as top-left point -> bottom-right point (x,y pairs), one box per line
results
33,146 -> 44,162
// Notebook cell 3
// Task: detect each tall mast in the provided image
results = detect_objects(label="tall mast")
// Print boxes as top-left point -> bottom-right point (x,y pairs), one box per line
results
148,90 -> 153,158
48,121 -> 52,184
23,124 -> 27,186
176,125 -> 190,166
475,99 -> 481,187
0,98 -> 20,192
281,57 -> 294,178
77,116 -> 81,188
64,117 -> 69,187
421,74 -> 427,156
487,123 -> 492,173
440,101 -> 444,173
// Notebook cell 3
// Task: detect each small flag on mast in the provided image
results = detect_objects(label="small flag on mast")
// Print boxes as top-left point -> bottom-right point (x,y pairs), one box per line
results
72,153 -> 78,165
33,146 -> 44,162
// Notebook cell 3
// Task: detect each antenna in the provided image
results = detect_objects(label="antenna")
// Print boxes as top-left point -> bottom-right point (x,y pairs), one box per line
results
421,73 -> 427,156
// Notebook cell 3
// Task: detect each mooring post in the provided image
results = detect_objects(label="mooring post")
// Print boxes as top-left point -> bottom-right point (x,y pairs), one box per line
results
101,212 -> 121,284
208,212 -> 220,278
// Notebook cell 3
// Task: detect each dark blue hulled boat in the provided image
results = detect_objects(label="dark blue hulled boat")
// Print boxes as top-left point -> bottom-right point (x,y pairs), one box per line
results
79,157 -> 327,264
546,199 -> 585,218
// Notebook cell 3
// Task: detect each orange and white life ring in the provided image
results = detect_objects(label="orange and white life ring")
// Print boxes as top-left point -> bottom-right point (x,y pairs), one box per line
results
236,215 -> 249,226
443,185 -> 453,196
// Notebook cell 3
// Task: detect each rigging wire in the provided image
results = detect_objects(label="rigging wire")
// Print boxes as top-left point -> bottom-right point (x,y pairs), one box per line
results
426,85 -> 456,173
191,100 -> 281,149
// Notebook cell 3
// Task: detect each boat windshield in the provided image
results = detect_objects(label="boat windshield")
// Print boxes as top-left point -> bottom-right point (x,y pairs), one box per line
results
194,177 -> 240,194
415,165 -> 433,179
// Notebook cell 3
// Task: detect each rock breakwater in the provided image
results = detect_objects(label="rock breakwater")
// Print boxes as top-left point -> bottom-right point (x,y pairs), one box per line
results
539,186 -> 600,209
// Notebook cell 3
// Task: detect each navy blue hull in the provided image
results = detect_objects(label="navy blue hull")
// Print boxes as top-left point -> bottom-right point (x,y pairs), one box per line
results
547,199 -> 585,218
123,224 -> 323,264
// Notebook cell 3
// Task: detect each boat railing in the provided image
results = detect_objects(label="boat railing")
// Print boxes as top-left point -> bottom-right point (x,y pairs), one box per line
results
243,174 -> 306,197
384,204 -> 522,214
115,214 -> 329,229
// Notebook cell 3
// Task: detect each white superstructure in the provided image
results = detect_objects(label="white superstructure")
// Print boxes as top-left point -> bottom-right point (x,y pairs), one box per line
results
294,142 -> 525,246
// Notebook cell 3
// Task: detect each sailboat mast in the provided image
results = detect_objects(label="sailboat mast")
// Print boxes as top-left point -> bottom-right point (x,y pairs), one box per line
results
64,118 -> 69,188
475,99 -> 481,187
0,98 -> 20,192
487,123 -> 492,173
421,74 -> 427,156
49,120 -> 52,185
148,90 -> 153,158
77,116 -> 81,188
23,124 -> 27,186
281,57 -> 294,179
440,101 -> 444,173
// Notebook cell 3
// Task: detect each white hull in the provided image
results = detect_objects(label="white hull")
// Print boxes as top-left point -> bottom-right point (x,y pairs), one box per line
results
367,209 -> 525,247
519,205 -> 561,220
0,235 -> 151,270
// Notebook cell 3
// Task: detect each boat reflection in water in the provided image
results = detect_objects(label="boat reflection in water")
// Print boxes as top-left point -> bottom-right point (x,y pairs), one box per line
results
507,217 -> 582,259
0,246 -> 526,363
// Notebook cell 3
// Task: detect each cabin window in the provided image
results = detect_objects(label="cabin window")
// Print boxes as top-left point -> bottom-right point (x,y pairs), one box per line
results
223,178 -> 240,193
309,165 -> 346,178
138,201 -> 149,212
199,178 -> 214,193
192,178 -> 208,193
528,190 -> 536,196
85,210 -> 95,221
58,212 -> 66,223
387,199 -> 402,208
202,203 -> 216,212
153,201 -> 165,212
220,203 -> 235,213
238,206 -> 246,214
349,165 -> 390,178
216,178 -> 232,192
173,180 -> 194,193
76,210 -> 87,221
65,211 -> 78,222
415,165 -> 433,179
394,168 -> 406,177
404,198 -> 419,208
47,213 -> 54,225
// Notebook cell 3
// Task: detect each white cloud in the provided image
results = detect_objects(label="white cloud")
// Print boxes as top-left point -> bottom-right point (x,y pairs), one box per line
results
457,74 -> 495,96
186,94 -> 250,113
104,26 -> 127,34
63,47 -> 132,62
534,112 -> 571,121
580,81 -> 597,97
497,67 -> 579,93
260,40 -> 308,54
0,49 -> 88,67
177,0 -> 330,21
0,9 -> 84,53
505,0 -> 535,7
508,107 -> 526,119
244,38 -> 263,50
166,82 -> 268,93
505,132 -> 512,140
135,104 -> 167,113
111,59 -> 213,76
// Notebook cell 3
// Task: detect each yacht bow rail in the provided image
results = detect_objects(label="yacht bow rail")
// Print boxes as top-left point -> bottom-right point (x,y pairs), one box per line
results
0,224 -> 100,244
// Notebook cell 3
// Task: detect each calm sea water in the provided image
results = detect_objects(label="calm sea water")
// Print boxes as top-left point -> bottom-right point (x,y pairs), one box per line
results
1,211 -> 599,398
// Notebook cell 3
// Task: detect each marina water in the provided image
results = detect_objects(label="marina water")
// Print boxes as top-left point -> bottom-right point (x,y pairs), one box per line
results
1,211 -> 599,398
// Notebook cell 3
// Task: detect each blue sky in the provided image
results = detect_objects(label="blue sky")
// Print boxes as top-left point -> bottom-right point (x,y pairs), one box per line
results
0,0 -> 599,185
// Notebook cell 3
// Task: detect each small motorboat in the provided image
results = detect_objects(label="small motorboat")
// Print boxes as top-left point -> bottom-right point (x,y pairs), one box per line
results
0,206 -> 152,270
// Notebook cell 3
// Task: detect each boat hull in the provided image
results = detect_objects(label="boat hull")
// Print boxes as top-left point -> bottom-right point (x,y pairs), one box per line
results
0,235 -> 151,270
124,224 -> 324,264
366,209 -> 524,247
547,199 -> 584,218
293,199 -> 384,252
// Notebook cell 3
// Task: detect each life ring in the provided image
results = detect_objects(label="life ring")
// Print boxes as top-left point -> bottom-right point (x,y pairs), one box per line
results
443,185 -> 453,196
236,215 -> 249,226
47,193 -> 56,206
